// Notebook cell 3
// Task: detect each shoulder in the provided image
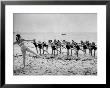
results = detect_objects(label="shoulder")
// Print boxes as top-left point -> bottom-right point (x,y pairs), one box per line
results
20,39 -> 25,42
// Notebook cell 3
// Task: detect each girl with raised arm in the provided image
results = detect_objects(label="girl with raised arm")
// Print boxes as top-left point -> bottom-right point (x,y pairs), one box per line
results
14,34 -> 39,68
32,39 -> 38,54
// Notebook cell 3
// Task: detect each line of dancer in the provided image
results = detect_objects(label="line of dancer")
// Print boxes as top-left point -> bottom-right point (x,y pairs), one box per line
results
14,34 -> 97,67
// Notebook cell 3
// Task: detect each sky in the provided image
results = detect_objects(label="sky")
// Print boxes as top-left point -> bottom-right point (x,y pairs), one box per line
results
14,13 -> 97,33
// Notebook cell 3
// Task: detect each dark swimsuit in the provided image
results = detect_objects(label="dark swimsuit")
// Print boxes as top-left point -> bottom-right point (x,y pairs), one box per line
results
51,43 -> 56,50
76,45 -> 80,50
38,43 -> 42,49
66,44 -> 70,49
83,44 -> 87,49
33,42 -> 37,47
92,45 -> 97,50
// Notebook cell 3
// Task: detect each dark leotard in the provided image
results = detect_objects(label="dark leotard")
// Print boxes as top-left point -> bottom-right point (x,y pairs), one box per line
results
66,45 -> 70,49
76,45 -> 80,50
83,44 -> 87,49
38,43 -> 42,49
33,42 -> 37,47
92,45 -> 97,50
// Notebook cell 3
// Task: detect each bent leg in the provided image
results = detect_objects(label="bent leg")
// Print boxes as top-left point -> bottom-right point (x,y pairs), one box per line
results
26,47 -> 38,56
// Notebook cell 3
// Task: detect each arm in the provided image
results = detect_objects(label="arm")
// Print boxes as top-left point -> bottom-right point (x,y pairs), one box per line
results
13,41 -> 18,45
20,38 -> 33,42
24,39 -> 34,42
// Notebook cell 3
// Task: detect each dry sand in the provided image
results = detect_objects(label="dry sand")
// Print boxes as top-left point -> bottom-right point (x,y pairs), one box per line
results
13,53 -> 97,75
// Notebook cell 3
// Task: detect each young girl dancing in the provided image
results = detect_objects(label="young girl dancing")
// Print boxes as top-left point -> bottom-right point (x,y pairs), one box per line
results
14,34 -> 39,68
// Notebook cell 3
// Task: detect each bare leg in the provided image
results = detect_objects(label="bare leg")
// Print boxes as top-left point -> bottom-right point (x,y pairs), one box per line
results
67,49 -> 69,56
76,50 -> 78,57
84,49 -> 86,54
43,47 -> 44,54
46,46 -> 48,50
89,49 -> 91,55
21,50 -> 26,68
26,47 -> 38,56
71,49 -> 72,56
60,47 -> 61,54
57,49 -> 58,55
52,49 -> 53,55
39,48 -> 41,55
94,50 -> 95,57
91,50 -> 92,56
36,47 -> 38,53
54,50 -> 55,56
67,49 -> 68,56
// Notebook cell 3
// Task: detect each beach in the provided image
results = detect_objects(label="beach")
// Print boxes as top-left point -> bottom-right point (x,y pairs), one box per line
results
13,32 -> 97,75
13,42 -> 97,75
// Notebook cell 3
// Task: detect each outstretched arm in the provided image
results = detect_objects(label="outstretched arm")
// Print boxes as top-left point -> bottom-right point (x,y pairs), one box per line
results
23,39 -> 34,42
13,41 -> 18,45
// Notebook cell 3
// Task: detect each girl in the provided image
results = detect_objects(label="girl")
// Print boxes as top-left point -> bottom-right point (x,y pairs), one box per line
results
91,42 -> 97,57
33,39 -> 38,54
14,34 -> 39,68
51,42 -> 56,56
75,43 -> 80,57
42,41 -> 48,54
66,42 -> 71,56
37,41 -> 42,55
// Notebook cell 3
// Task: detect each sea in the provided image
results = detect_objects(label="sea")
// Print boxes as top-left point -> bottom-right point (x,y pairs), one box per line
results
13,32 -> 97,43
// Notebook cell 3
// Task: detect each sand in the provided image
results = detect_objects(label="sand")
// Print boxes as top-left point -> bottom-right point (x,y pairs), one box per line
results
13,53 -> 97,75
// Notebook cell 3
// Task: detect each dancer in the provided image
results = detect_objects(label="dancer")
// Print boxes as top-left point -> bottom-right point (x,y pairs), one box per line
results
91,42 -> 97,57
32,39 -> 38,53
66,42 -> 71,56
75,43 -> 80,57
81,41 -> 87,54
14,34 -> 39,68
51,42 -> 56,56
37,41 -> 42,55
42,41 -> 48,54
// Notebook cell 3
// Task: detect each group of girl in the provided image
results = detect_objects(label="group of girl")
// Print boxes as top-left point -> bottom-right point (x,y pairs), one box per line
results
14,34 -> 97,68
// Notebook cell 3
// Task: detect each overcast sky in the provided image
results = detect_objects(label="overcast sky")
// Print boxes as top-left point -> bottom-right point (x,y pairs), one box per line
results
14,13 -> 97,33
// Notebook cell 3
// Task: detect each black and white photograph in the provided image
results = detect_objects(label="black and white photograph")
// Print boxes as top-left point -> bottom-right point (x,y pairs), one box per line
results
13,13 -> 97,76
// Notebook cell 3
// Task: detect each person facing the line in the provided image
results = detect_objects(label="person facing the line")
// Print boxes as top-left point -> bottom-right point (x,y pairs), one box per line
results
14,34 -> 39,68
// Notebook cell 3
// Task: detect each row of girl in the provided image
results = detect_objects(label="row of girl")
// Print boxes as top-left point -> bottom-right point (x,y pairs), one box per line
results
14,34 -> 97,68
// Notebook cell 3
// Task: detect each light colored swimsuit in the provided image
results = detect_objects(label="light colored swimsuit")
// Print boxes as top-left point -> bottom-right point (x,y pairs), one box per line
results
18,39 -> 27,52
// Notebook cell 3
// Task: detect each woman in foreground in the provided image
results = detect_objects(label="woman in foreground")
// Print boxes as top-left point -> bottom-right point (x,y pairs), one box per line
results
14,34 -> 39,68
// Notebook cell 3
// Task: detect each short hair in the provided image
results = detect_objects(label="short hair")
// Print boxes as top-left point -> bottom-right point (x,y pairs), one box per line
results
16,34 -> 21,41
16,34 -> 20,37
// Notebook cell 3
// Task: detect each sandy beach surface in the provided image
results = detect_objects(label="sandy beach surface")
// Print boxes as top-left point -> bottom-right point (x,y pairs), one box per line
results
13,52 -> 97,75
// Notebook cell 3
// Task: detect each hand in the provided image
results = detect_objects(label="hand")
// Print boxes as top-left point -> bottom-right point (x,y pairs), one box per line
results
33,39 -> 36,41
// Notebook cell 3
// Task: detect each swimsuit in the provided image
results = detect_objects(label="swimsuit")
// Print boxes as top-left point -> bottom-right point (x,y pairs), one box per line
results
66,45 -> 70,49
38,44 -> 42,49
18,42 -> 24,47
18,39 -> 28,52
76,45 -> 80,50
33,42 -> 37,47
